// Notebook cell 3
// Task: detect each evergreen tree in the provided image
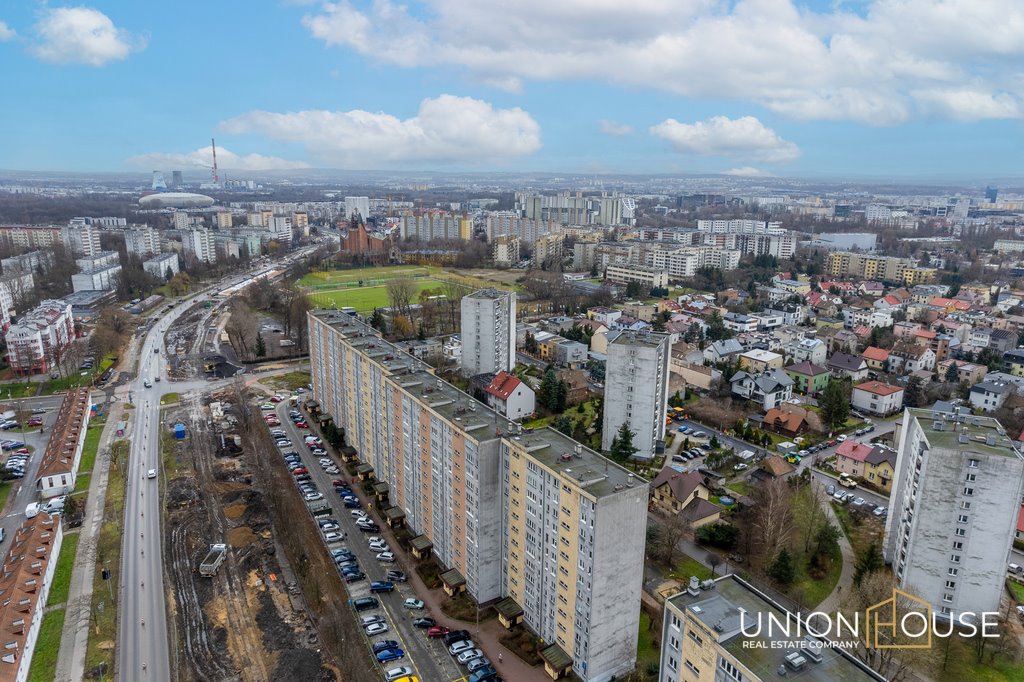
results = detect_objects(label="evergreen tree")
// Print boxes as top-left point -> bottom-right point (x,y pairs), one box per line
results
553,416 -> 573,436
768,549 -> 796,585
609,423 -> 638,462
370,308 -> 387,333
625,281 -> 644,299
706,312 -> 732,341
590,263 -> 599,278
853,542 -> 883,586
819,380 -> 851,429
255,332 -> 266,357
944,362 -> 959,383
539,370 -> 559,411
904,375 -> 925,407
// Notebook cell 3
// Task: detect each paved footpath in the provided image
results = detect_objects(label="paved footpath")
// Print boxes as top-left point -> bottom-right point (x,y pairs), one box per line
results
53,386 -> 128,682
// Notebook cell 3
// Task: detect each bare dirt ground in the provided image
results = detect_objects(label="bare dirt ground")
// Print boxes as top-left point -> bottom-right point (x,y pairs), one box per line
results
162,394 -> 336,682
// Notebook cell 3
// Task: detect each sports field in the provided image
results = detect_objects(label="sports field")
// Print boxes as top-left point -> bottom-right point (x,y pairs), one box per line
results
310,280 -> 446,312
302,265 -> 515,312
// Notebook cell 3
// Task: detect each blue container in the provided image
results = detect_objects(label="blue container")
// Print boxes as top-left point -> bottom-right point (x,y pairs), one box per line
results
174,423 -> 186,439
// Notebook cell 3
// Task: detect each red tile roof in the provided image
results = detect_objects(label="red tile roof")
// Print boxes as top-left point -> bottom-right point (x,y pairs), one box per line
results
1018,505 -> 1024,535
862,346 -> 889,362
854,380 -> 904,396
484,371 -> 522,401
836,440 -> 874,463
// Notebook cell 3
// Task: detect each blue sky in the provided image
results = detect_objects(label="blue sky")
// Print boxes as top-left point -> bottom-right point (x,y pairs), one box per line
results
0,1 -> 1022,179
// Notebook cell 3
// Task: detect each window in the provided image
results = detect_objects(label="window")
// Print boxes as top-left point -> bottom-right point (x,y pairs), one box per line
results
955,528 -> 966,537
965,473 -> 976,482
960,501 -> 971,510
685,660 -> 700,676
945,580 -> 957,589
963,487 -> 974,496
943,593 -> 954,603
719,658 -> 744,682
957,514 -> 969,523
688,630 -> 703,646
948,568 -> 959,576
968,458 -> 979,468
950,554 -> 961,563
952,541 -> 963,550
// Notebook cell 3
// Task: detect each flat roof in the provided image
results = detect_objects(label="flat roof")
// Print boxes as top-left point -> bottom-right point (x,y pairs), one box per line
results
909,407 -> 1021,459
668,576 -> 883,682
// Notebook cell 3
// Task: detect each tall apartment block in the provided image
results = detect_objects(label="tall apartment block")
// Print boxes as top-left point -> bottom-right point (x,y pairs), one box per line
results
885,408 -> 1024,619
659,575 -> 884,682
460,288 -> 516,377
308,309 -> 648,681
602,331 -> 670,460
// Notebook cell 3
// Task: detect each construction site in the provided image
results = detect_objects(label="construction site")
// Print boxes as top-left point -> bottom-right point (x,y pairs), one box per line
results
161,389 -> 336,681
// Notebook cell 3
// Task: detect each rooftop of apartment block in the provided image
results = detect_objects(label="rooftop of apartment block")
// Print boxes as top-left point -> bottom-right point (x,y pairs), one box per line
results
609,329 -> 668,350
668,575 -> 883,682
909,407 -> 1022,459
466,287 -> 512,300
311,309 -> 640,498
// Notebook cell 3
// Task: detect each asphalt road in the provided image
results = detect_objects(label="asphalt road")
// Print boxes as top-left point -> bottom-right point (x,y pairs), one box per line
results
273,402 -> 467,682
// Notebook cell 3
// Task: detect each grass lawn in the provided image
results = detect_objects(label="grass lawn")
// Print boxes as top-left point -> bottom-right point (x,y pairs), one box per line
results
74,419 -> 107,493
522,415 -> 555,429
85,439 -> 128,677
27,609 -> 65,682
0,480 -> 12,514
0,381 -> 38,398
636,610 -> 661,676
1007,580 -> 1024,603
47,532 -> 81,606
792,545 -> 842,608
310,278 -> 446,312
930,633 -> 1024,682
727,481 -> 754,496
670,553 -> 713,582
159,392 -> 181,405
264,371 -> 312,391
299,265 -> 436,287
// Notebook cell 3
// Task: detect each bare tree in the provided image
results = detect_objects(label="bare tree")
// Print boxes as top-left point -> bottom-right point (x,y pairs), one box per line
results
753,479 -> 793,566
841,572 -> 928,682
386,277 -> 416,319
649,512 -> 691,567
707,552 -> 722,577
225,302 -> 258,359
439,279 -> 470,332
289,292 -> 312,350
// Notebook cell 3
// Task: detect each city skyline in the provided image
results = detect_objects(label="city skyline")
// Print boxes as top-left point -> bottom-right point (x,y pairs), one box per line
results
1,1 -> 1023,180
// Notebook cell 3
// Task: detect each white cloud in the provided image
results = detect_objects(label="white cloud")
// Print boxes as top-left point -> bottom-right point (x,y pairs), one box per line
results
911,88 -> 1022,121
220,95 -> 541,166
0,21 -> 16,41
650,116 -> 800,163
32,7 -> 145,66
300,0 -> 1024,123
723,166 -> 772,177
125,146 -> 310,171
598,119 -> 633,136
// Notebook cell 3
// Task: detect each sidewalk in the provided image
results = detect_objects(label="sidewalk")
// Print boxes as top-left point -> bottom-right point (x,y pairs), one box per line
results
815,488 -> 856,613
53,379 -> 131,681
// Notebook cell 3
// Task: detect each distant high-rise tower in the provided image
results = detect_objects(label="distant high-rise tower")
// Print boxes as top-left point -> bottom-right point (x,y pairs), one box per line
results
986,186 -> 998,203
151,171 -> 167,191
171,170 -> 183,188
460,289 -> 516,377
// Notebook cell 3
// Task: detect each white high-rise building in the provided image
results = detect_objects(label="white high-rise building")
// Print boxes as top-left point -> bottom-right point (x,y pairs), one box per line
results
61,222 -> 102,257
345,196 -> 370,221
182,228 -> 217,264
460,289 -> 516,376
602,331 -> 670,460
885,408 -> 1024,620
124,226 -> 161,258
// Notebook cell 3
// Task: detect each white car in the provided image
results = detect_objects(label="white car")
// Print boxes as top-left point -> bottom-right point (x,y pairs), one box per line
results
260,404 -> 274,411
385,667 -> 415,682
369,541 -> 389,552
457,649 -> 485,664
403,598 -> 424,610
323,531 -> 344,543
351,510 -> 368,518
376,552 -> 396,563
449,640 -> 475,655
147,469 -> 157,479
365,622 -> 389,636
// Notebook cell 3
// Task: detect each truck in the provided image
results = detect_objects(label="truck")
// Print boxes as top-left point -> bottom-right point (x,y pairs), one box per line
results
0,410 -> 16,422
308,498 -> 331,517
199,543 -> 228,577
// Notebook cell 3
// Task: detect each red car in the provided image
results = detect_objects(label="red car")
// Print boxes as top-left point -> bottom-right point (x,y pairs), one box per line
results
332,479 -> 347,487
295,422 -> 308,429
27,418 -> 43,427
427,626 -> 450,639
270,395 -> 284,403
291,467 -> 308,475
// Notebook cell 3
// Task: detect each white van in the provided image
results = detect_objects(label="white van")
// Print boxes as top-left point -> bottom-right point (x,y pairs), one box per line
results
43,497 -> 66,514
1009,563 -> 1022,575
25,502 -> 39,518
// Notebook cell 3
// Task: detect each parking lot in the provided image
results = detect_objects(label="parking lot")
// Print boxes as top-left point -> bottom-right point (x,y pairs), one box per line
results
0,394 -> 71,542
270,399 -> 481,682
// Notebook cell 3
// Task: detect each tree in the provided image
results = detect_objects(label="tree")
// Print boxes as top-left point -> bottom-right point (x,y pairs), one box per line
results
624,281 -> 644,299
709,435 -> 720,449
753,479 -> 793,563
524,331 -> 539,354
904,375 -> 925,408
944,361 -> 959,383
707,552 -> 722,577
768,549 -> 796,584
255,332 -> 266,357
589,263 -> 599,277
853,542 -> 883,586
167,271 -> 192,296
819,379 -> 851,430
668,391 -> 683,409
369,308 -> 387,333
609,422 -> 638,462
705,312 -> 732,341
539,370 -> 559,411
391,314 -> 415,339
649,513 -> 690,566
553,416 -> 573,436
386,277 -> 416,318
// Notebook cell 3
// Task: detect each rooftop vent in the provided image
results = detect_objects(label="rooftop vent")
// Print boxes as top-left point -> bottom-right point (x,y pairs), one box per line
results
958,434 -> 969,444
986,434 -> 996,446
933,421 -> 944,431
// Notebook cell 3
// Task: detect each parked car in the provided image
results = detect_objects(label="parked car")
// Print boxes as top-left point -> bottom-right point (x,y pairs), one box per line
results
370,581 -> 395,593
449,640 -> 476,655
353,597 -> 379,612
412,617 -> 435,628
360,613 -> 386,625
733,463 -> 748,471
467,657 -> 492,673
377,552 -> 396,563
364,622 -> 388,635
427,625 -> 451,638
825,484 -> 836,495
457,648 -> 485,664
442,630 -> 470,646
384,667 -> 415,682
403,598 -> 425,610
372,640 -> 400,654
376,649 -> 405,664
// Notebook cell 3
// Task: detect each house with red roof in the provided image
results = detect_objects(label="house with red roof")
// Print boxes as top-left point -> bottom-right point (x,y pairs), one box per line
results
861,346 -> 890,373
834,440 -> 897,493
483,371 -> 535,421
852,380 -> 905,416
